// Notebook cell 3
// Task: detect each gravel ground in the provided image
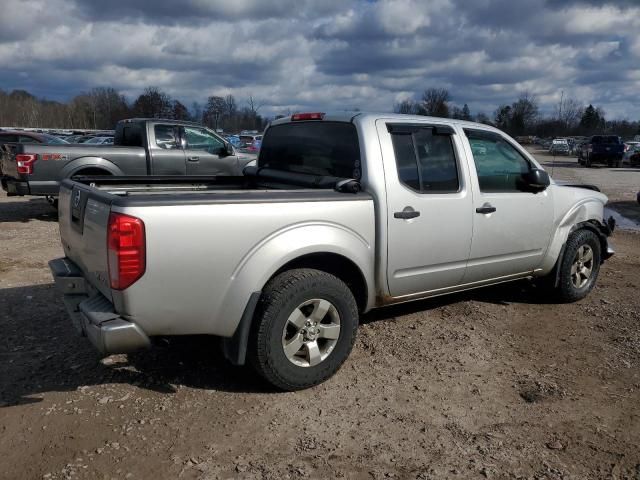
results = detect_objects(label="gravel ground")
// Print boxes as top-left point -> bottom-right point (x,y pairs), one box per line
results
1,157 -> 639,479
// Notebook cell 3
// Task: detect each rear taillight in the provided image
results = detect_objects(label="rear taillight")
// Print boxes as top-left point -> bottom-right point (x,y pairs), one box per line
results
16,154 -> 37,175
291,112 -> 325,121
107,212 -> 146,290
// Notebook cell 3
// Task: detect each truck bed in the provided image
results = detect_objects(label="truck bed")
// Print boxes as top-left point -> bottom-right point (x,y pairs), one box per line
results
56,173 -> 375,342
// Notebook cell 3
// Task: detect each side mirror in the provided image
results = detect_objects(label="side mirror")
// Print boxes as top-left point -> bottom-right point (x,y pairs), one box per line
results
521,168 -> 550,192
217,143 -> 234,157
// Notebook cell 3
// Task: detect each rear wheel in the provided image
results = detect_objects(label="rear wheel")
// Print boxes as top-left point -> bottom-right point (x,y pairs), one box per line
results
248,268 -> 359,390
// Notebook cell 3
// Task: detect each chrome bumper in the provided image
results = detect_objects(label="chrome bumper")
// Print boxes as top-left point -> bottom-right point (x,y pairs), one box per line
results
49,258 -> 150,355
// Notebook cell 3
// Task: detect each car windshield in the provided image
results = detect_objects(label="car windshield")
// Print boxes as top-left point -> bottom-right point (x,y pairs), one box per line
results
41,134 -> 68,144
259,121 -> 361,179
85,137 -> 109,144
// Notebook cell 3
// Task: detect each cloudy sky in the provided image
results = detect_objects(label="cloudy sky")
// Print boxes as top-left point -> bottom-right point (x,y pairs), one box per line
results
1,0 -> 640,118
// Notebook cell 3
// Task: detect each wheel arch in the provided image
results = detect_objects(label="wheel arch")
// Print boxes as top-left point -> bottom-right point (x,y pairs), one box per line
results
220,223 -> 374,366
272,252 -> 369,313
59,157 -> 124,179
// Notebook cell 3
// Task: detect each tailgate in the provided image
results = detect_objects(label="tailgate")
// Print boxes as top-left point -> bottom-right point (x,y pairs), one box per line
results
58,182 -> 113,300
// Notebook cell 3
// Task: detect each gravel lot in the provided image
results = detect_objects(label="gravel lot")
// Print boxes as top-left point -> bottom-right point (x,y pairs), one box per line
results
1,154 -> 639,479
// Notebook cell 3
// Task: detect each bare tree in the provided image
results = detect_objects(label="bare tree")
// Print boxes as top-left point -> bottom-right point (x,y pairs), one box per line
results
420,88 -> 450,118
555,96 -> 583,130
247,95 -> 263,116
394,99 -> 418,114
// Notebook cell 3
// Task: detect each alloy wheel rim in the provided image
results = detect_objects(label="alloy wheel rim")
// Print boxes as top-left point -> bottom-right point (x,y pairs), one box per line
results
571,245 -> 594,289
281,298 -> 341,367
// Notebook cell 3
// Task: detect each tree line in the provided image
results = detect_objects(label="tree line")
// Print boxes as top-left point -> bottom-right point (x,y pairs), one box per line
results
0,87 -> 268,132
2,85 -> 639,138
395,88 -> 640,139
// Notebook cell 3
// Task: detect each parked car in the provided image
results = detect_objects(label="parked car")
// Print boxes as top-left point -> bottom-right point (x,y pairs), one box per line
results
239,134 -> 263,149
82,136 -> 114,145
226,135 -> 242,148
49,112 -> 615,391
76,135 -> 99,143
550,138 -> 570,155
628,149 -> 640,167
0,130 -> 69,146
0,118 -> 254,199
578,135 -> 624,167
622,141 -> 640,166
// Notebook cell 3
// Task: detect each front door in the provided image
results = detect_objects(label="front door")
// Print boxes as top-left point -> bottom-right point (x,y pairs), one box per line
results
182,126 -> 239,176
462,128 -> 553,283
378,121 -> 474,298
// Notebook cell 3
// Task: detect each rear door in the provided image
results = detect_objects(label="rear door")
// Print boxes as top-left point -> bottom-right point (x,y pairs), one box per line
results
379,121 -> 474,297
148,123 -> 187,175
462,128 -> 553,283
182,126 -> 239,175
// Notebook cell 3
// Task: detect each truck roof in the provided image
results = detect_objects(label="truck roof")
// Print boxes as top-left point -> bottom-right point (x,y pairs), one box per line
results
269,111 -> 505,134
118,118 -> 207,128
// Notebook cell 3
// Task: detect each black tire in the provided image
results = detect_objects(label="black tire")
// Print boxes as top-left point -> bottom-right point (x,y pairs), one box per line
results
248,268 -> 359,391
554,229 -> 601,303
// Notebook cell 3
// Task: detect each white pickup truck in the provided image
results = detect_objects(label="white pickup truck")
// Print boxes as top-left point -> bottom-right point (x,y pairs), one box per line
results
50,112 -> 615,390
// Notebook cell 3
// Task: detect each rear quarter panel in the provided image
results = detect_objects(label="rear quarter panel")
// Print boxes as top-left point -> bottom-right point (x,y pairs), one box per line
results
112,197 -> 376,337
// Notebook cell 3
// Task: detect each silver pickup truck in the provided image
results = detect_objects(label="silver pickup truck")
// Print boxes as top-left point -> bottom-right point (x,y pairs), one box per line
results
50,112 -> 615,390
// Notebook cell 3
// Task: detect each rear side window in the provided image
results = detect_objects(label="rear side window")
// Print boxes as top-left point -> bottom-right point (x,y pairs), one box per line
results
465,129 -> 531,193
259,122 -> 361,179
120,125 -> 143,147
154,124 -> 180,149
19,136 -> 39,144
390,127 -> 459,193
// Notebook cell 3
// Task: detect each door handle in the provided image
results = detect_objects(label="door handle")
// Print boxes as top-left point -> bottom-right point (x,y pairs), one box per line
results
394,207 -> 420,219
187,156 -> 199,162
476,203 -> 496,214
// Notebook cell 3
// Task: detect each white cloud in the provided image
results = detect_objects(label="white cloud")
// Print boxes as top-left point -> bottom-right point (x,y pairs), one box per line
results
1,0 -> 640,119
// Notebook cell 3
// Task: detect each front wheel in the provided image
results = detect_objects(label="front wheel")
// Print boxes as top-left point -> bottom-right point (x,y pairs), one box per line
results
248,269 -> 359,390
554,229 -> 602,302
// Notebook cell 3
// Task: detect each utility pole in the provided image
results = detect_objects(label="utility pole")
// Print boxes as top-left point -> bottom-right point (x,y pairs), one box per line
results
559,90 -> 564,122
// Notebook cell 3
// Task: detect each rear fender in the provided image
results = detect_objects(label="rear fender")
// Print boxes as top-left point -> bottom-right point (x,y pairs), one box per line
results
216,222 -> 374,338
59,157 -> 124,179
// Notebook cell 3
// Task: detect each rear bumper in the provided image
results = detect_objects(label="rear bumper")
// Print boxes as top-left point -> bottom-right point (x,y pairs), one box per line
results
49,257 -> 150,355
589,153 -> 623,163
1,176 -> 30,196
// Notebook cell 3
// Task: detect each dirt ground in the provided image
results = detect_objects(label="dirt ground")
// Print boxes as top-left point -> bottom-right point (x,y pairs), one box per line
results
1,154 -> 639,480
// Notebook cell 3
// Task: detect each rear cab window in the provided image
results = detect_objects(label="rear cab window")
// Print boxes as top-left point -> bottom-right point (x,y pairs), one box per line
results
259,122 -> 361,179
388,125 -> 459,193
591,136 -> 620,144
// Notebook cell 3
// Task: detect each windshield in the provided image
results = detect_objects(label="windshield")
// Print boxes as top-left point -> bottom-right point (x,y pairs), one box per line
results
42,134 -> 68,144
259,121 -> 361,179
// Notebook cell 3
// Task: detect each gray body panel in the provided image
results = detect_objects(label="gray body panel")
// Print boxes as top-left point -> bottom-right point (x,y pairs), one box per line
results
1,119 -> 253,196
52,112 -> 611,356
